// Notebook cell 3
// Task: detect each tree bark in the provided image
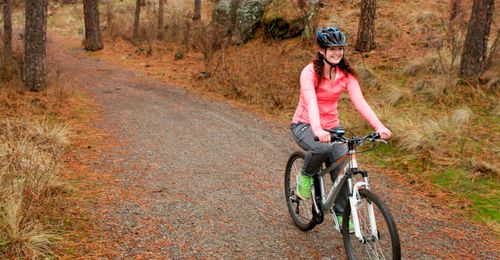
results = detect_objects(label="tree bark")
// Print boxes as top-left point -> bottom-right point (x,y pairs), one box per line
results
3,0 -> 12,61
228,0 -> 241,36
459,0 -> 495,79
83,0 -> 103,51
355,0 -> 376,52
158,0 -> 165,39
193,0 -> 201,20
133,0 -> 141,41
24,0 -> 48,91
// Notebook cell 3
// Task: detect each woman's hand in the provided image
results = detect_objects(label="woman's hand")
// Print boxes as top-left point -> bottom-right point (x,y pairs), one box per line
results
316,130 -> 332,143
376,127 -> 392,140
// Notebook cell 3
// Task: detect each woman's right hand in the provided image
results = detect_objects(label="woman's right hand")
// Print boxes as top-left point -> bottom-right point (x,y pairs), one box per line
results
316,130 -> 332,143
376,127 -> 392,140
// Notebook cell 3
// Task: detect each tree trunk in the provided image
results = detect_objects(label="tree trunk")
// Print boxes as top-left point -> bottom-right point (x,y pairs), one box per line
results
158,0 -> 165,39
355,0 -> 376,52
228,0 -> 241,36
133,0 -> 141,41
193,0 -> 201,20
211,0 -> 239,48
24,0 -> 48,91
459,0 -> 495,79
3,0 -> 12,61
83,0 -> 103,51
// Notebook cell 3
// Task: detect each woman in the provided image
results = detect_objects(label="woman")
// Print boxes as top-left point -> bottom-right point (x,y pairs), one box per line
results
290,27 -> 391,229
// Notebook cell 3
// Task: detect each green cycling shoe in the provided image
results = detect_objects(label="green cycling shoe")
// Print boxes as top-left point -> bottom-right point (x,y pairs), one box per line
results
296,171 -> 313,200
337,215 -> 355,234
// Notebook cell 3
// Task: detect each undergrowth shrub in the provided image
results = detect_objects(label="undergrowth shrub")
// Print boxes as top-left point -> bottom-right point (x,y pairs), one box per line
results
104,1 -> 127,41
202,39 -> 311,111
67,4 -> 84,37
104,1 -> 156,45
396,1 -> 466,106
190,21 -> 218,73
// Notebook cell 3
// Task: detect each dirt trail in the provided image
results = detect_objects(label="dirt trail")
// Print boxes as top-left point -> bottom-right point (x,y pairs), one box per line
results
48,36 -> 499,259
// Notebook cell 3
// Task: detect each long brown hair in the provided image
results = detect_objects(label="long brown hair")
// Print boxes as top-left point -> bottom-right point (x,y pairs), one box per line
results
312,51 -> 357,85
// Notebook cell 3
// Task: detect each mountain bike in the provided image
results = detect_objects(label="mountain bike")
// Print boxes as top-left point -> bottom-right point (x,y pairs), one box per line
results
284,130 -> 401,259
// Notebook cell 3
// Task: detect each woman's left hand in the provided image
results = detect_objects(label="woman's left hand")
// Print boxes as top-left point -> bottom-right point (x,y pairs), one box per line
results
376,127 -> 392,140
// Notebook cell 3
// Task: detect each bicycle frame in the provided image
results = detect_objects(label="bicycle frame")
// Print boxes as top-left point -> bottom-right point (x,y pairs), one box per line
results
312,153 -> 350,213
311,145 -> 378,241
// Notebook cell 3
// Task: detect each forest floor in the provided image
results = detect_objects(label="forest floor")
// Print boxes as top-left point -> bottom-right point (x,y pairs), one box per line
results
47,32 -> 500,258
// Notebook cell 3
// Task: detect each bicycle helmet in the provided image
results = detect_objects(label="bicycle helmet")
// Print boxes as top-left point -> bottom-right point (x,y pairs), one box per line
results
316,27 -> 348,48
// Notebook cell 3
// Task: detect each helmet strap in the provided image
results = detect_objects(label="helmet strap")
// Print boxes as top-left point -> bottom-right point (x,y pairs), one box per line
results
323,48 -> 337,80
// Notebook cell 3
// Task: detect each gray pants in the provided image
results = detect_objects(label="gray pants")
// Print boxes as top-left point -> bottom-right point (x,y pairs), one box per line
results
290,122 -> 349,214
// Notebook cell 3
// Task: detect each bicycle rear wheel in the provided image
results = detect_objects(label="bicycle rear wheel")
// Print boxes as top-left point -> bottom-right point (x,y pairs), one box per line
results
342,189 -> 401,260
284,151 -> 316,231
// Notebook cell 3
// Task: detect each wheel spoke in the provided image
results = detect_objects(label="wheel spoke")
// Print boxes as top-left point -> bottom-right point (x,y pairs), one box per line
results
343,189 -> 400,260
285,151 -> 316,231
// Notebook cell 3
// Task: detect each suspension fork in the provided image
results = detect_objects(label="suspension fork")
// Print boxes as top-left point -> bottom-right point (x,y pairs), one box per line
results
348,175 -> 379,241
347,149 -> 378,241
349,180 -> 379,241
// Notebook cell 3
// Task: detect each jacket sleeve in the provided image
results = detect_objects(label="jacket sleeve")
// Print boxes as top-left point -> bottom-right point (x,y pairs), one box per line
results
345,75 -> 386,131
300,65 -> 324,136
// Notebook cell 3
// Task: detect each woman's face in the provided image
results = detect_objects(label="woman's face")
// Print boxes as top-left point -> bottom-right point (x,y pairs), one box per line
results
320,46 -> 344,65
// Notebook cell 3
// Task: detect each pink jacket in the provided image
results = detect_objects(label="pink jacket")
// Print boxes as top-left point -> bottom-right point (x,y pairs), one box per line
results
292,63 -> 386,137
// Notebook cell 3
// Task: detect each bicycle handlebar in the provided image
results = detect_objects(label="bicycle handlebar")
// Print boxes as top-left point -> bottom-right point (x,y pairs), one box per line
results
314,132 -> 386,146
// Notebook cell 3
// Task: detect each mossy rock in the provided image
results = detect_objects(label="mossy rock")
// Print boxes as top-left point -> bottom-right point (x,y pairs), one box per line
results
263,17 -> 305,40
212,0 -> 271,45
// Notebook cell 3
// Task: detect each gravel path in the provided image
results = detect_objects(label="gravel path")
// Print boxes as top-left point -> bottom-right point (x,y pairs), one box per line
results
49,38 -> 499,259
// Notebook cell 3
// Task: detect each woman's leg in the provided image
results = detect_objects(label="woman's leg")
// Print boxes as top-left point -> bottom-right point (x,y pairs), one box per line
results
328,143 -> 349,214
291,123 -> 332,176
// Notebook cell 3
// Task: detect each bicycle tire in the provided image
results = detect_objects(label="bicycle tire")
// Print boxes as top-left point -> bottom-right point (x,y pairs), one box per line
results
284,151 -> 316,231
342,189 -> 401,260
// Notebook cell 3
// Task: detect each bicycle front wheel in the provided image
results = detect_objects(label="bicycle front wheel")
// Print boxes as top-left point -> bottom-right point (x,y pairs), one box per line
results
342,189 -> 401,260
284,151 -> 316,231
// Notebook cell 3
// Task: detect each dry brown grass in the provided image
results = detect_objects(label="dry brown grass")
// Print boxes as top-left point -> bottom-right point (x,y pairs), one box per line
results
468,160 -> 500,180
0,72 -> 72,258
384,84 -> 414,106
0,196 -> 61,258
389,107 -> 472,166
403,53 -> 443,76
0,117 -> 68,258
